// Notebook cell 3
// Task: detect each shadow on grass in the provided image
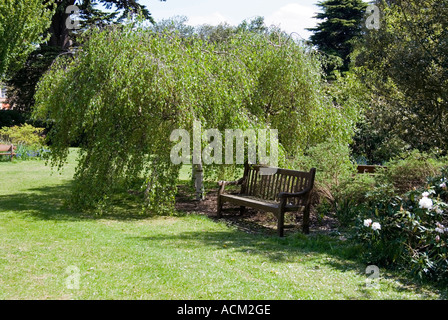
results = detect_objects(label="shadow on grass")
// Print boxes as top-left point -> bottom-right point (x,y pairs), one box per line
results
0,182 -> 175,222
0,183 -> 81,221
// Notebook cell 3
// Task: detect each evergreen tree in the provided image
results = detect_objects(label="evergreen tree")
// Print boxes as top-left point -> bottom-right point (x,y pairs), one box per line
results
307,0 -> 368,75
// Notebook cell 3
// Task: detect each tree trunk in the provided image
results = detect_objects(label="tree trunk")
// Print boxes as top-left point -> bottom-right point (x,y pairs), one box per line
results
47,0 -> 76,50
192,163 -> 205,201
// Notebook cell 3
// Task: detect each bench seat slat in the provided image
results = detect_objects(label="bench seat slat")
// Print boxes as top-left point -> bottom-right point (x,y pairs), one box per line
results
220,194 -> 303,213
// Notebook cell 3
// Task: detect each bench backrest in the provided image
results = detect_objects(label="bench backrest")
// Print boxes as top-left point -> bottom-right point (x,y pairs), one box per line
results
0,144 -> 15,152
241,164 -> 316,205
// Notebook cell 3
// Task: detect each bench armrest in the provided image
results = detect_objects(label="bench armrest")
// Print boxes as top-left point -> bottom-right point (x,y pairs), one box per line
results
217,178 -> 245,194
217,178 -> 243,187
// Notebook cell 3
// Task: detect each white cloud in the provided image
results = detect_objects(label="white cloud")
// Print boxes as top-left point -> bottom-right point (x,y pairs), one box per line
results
265,3 -> 317,40
186,11 -> 233,26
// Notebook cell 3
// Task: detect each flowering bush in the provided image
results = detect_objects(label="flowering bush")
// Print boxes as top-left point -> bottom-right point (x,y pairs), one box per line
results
13,144 -> 50,160
353,194 -> 406,267
354,167 -> 448,282
0,124 -> 49,161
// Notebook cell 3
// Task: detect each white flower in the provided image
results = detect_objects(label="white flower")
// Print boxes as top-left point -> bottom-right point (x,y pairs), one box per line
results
364,219 -> 372,227
422,191 -> 430,198
372,222 -> 382,231
435,227 -> 445,234
435,223 -> 446,234
435,222 -> 448,234
440,182 -> 446,188
419,196 -> 433,210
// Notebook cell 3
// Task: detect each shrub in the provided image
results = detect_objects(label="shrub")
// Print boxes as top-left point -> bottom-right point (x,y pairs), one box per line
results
0,110 -> 26,127
381,150 -> 444,194
0,123 -> 45,147
333,173 -> 377,227
293,139 -> 358,222
295,139 -> 357,186
352,192 -> 407,267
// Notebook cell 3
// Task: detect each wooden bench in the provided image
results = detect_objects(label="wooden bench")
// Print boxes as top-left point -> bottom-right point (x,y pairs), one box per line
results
0,144 -> 16,160
217,164 -> 316,237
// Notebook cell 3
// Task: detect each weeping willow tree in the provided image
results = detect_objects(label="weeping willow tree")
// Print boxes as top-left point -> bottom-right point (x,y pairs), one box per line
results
33,21 -> 362,213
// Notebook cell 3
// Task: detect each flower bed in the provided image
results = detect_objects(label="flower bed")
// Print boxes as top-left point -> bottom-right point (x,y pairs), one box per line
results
354,168 -> 448,282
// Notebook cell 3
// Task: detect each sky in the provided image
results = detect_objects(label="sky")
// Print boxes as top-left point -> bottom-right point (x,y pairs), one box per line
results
139,0 -> 321,40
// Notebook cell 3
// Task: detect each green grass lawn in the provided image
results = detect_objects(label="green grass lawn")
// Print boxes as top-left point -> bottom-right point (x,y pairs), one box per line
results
0,149 -> 446,300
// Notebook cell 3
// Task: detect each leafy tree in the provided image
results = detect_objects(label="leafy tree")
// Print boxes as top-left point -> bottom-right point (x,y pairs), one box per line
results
196,22 -> 236,43
33,22 -> 363,213
0,0 -> 55,79
195,16 -> 267,44
352,0 -> 448,162
237,16 -> 267,33
307,0 -> 368,75
152,15 -> 195,38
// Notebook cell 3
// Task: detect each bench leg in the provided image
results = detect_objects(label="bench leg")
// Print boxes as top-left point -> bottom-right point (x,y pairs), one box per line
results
239,206 -> 246,216
277,210 -> 285,237
302,204 -> 311,234
277,199 -> 287,237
